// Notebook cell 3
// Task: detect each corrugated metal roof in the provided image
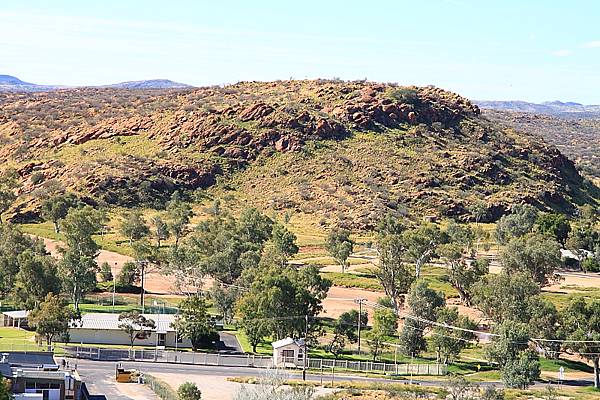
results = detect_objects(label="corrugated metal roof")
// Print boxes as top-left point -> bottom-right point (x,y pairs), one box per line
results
2,310 -> 29,319
2,352 -> 56,368
69,313 -> 177,332
272,337 -> 305,349
0,364 -> 11,378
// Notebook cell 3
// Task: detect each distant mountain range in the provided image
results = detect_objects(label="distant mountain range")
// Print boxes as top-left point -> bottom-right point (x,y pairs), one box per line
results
477,100 -> 600,118
0,74 -> 193,92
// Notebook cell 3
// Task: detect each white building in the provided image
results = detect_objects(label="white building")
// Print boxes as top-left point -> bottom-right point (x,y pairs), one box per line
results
272,337 -> 305,367
1,310 -> 29,328
67,313 -> 192,348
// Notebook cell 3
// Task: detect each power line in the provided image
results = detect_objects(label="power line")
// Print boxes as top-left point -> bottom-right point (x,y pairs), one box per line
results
358,299 -> 600,345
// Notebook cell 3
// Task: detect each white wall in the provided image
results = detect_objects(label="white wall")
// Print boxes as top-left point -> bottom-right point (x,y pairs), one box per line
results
67,328 -> 192,348
273,344 -> 303,366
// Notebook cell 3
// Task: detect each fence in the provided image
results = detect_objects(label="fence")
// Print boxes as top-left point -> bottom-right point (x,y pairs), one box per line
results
63,346 -> 447,376
307,358 -> 445,375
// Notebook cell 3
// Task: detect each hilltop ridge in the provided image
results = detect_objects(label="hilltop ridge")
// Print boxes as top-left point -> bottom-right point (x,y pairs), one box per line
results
1,80 -> 597,228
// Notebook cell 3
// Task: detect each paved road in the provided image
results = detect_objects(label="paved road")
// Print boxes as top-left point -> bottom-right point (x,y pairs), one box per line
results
72,358 -> 595,400
216,332 -> 243,354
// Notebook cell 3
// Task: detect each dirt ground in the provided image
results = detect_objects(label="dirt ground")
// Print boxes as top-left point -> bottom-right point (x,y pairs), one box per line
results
39,236 -> 178,294
151,373 -> 334,400
115,382 -> 158,400
151,373 -> 243,400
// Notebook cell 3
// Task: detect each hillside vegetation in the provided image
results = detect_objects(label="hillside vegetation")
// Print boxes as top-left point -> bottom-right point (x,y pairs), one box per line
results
1,80 -> 598,228
483,109 -> 600,180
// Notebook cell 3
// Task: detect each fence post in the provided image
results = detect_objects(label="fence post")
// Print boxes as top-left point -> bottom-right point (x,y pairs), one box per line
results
345,360 -> 348,370
217,353 -> 220,366
97,348 -> 101,361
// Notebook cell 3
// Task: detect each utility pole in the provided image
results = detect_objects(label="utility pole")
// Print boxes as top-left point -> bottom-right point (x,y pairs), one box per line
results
303,314 -> 308,381
355,298 -> 366,355
112,262 -> 117,313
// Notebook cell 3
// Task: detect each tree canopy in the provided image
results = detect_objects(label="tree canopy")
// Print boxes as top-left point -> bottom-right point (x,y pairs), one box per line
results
172,295 -> 217,351
325,227 -> 353,273
499,233 -> 561,286
29,293 -> 73,345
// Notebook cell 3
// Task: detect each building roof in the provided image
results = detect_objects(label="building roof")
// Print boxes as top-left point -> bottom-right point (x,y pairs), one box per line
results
69,313 -> 177,332
561,249 -> 593,259
2,310 -> 29,319
1,352 -> 56,368
272,337 -> 305,349
0,363 -> 11,378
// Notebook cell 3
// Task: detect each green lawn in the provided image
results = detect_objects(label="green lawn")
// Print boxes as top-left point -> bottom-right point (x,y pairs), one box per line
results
320,272 -> 383,291
542,289 -> 600,310
234,329 -> 273,355
539,357 -> 593,373
0,327 -> 44,351
21,221 -> 134,257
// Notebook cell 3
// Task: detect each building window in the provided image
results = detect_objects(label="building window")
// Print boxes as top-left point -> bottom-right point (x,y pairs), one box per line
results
158,333 -> 166,346
281,349 -> 294,361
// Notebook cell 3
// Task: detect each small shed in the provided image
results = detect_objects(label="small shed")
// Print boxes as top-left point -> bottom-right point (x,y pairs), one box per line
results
272,337 -> 305,367
1,310 -> 29,328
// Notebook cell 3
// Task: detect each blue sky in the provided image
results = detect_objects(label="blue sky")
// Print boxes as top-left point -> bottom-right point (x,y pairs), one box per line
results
2,0 -> 600,102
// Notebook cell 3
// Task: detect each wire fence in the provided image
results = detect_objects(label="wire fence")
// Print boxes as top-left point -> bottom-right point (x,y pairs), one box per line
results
63,346 -> 447,376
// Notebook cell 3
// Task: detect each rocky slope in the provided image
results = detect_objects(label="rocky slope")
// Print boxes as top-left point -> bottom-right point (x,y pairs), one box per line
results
483,109 -> 600,180
1,80 -> 598,227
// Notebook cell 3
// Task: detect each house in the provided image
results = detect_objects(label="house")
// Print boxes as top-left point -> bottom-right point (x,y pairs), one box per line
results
272,337 -> 306,367
67,313 -> 192,348
0,352 -> 101,400
1,310 -> 29,328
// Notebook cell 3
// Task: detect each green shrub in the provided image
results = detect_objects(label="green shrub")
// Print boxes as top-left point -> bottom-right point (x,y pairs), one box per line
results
582,257 -> 600,273
117,261 -> 140,286
387,88 -> 420,105
99,262 -> 114,282
177,382 -> 202,400
144,374 -> 178,400
30,172 -> 45,185
95,281 -> 140,294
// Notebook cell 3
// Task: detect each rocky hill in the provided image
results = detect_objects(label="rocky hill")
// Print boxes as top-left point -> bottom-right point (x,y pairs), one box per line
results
1,80 -> 598,228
